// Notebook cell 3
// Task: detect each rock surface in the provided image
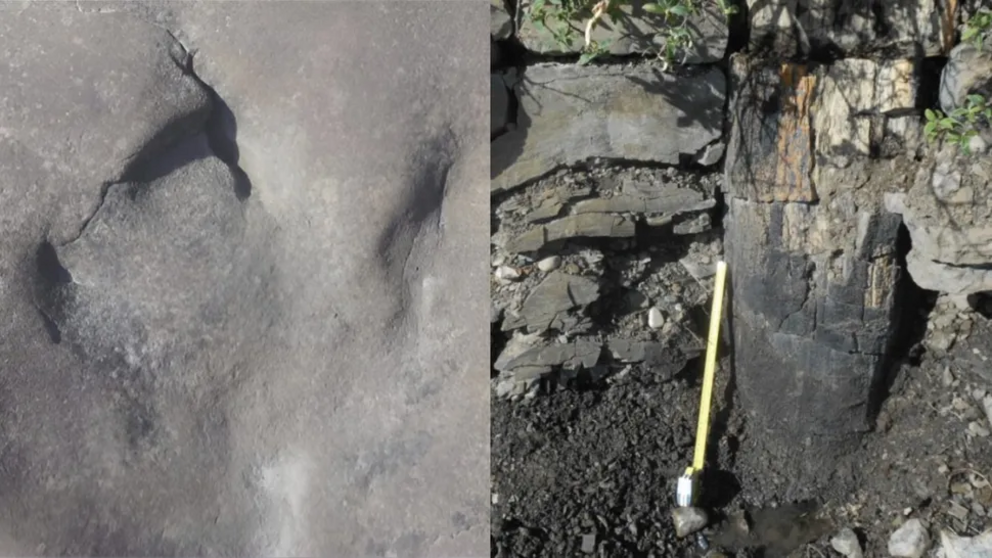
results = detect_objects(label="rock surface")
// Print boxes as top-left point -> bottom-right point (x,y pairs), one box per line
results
830,527 -> 864,558
515,0 -> 728,62
940,43 -> 992,113
888,519 -> 930,558
884,150 -> 992,297
492,64 -> 726,194
747,0 -> 948,58
671,507 -> 709,538
0,2 -> 486,557
941,529 -> 992,558
491,0 -> 513,39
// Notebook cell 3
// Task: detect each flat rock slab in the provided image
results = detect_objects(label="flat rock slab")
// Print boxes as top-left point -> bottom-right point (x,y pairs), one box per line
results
503,272 -> 600,333
492,64 -> 726,194
516,0 -> 727,62
0,2 -> 487,557
495,339 -> 602,372
507,213 -> 637,253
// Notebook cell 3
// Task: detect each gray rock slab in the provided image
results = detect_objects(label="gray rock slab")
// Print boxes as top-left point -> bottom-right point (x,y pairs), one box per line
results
0,2 -> 487,557
516,0 -> 727,62
502,272 -> 600,332
572,188 -> 714,216
492,64 -> 726,194
507,213 -> 637,253
496,340 -> 602,372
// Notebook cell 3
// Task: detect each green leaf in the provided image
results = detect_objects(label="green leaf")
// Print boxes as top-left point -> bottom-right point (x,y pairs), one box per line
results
925,108 -> 937,121
578,51 -> 598,65
963,27 -> 978,40
948,132 -> 961,142
968,94 -> 986,105
669,4 -> 690,17
643,3 -> 667,14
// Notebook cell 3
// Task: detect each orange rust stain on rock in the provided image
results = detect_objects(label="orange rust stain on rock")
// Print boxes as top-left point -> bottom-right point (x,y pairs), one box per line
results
771,64 -> 818,203
942,0 -> 958,55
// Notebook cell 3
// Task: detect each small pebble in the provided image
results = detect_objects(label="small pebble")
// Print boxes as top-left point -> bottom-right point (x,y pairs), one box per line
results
672,507 -> 708,538
831,527 -> 864,558
580,533 -> 596,553
648,307 -> 665,330
888,518 -> 930,558
969,421 -> 991,437
948,501 -> 970,521
537,256 -> 561,272
942,367 -> 955,387
495,266 -> 522,282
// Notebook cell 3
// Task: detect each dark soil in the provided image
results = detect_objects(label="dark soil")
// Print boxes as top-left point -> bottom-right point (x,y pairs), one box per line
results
492,315 -> 992,558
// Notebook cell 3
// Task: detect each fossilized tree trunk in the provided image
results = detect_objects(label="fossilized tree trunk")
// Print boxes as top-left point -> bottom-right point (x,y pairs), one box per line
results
723,55 -> 920,497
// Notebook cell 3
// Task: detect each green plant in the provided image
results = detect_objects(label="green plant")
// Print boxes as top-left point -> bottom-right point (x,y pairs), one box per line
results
526,0 -> 736,67
924,94 -> 992,154
962,7 -> 992,51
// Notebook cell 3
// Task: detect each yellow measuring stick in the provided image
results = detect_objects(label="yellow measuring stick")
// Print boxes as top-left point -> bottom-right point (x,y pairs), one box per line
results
691,260 -> 728,472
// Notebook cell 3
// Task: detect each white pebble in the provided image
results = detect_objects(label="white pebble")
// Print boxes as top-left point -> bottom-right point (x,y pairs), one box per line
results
537,256 -> 561,272
831,527 -> 864,558
648,307 -> 665,330
495,266 -> 522,283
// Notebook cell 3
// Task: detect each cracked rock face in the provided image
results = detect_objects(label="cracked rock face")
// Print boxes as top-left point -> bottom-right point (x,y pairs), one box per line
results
0,3 -> 486,557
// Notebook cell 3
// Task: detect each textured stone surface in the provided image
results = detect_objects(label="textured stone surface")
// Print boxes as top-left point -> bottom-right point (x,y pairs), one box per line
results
941,529 -> 992,558
747,0 -> 948,58
492,64 -> 726,194
516,0 -> 727,62
0,2 -> 487,557
884,150 -> 992,297
888,519 -> 930,558
940,43 -> 992,113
